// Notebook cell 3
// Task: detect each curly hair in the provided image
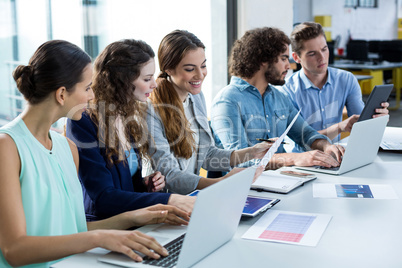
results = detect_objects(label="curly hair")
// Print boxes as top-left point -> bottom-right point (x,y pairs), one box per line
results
150,30 -> 205,159
229,27 -> 290,78
290,22 -> 326,56
89,39 -> 154,165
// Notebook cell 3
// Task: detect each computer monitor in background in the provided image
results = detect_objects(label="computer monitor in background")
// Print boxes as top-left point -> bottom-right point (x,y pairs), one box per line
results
379,40 -> 402,62
368,40 -> 381,53
346,40 -> 368,62
327,41 -> 335,64
368,40 -> 382,63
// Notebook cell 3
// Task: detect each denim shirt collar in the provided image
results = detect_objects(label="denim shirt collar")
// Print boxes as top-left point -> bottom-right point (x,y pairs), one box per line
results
299,68 -> 333,91
230,76 -> 272,96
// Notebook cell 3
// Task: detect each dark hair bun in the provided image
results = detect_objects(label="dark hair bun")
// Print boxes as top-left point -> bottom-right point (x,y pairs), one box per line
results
13,65 -> 35,102
11,40 -> 91,105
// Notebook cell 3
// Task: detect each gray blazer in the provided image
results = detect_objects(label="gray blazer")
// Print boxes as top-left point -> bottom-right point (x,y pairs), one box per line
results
146,92 -> 234,194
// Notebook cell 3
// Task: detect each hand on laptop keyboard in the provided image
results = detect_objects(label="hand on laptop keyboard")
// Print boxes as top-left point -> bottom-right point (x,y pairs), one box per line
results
127,204 -> 190,227
314,165 -> 340,171
323,144 -> 345,164
292,150 -> 341,168
143,233 -> 185,268
96,229 -> 168,263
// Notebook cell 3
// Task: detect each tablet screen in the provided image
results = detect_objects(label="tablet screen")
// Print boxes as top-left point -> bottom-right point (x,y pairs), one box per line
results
188,190 -> 280,217
188,190 -> 200,196
358,84 -> 393,122
242,196 -> 280,217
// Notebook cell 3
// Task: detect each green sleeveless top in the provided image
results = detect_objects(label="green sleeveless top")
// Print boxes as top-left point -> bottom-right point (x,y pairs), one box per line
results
0,116 -> 87,268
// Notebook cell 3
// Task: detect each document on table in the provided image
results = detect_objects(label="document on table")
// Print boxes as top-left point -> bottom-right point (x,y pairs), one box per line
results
259,110 -> 301,167
313,183 -> 398,199
380,127 -> 402,150
242,210 -> 331,247
251,170 -> 317,194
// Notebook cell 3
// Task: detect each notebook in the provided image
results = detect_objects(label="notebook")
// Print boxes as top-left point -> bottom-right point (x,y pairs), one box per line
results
296,115 -> 388,175
251,170 -> 317,193
98,167 -> 256,268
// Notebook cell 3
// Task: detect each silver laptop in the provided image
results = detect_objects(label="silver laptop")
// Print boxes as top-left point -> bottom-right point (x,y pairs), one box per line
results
296,115 -> 388,175
98,167 -> 256,268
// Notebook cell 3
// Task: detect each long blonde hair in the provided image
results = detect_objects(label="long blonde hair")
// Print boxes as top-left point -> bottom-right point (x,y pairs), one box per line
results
150,30 -> 205,159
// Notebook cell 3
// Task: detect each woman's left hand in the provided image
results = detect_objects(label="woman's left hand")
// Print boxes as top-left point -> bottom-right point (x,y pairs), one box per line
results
127,204 -> 190,227
143,171 -> 166,192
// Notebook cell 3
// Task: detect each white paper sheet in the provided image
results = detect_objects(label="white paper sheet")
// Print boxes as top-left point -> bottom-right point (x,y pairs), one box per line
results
380,127 -> 402,150
259,110 -> 301,167
242,210 -> 332,247
313,183 -> 398,199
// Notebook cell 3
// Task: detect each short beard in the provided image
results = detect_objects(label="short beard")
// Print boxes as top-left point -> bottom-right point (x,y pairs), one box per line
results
264,66 -> 286,86
268,78 -> 286,86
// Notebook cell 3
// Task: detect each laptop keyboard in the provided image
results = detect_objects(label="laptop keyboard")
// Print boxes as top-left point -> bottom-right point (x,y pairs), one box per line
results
142,233 -> 186,268
315,166 -> 340,171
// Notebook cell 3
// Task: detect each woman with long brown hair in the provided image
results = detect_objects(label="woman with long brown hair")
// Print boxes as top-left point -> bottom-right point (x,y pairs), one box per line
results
146,30 -> 270,194
66,39 -> 194,221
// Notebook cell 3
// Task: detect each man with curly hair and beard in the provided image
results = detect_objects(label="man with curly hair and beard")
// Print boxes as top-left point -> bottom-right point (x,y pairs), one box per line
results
211,27 -> 344,169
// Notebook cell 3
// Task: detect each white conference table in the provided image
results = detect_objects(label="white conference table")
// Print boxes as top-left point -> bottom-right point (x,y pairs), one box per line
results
53,150 -> 402,268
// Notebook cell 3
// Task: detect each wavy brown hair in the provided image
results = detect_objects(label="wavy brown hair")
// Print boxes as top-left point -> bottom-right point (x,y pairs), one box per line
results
89,39 -> 154,165
150,30 -> 205,159
229,27 -> 290,78
290,22 -> 326,56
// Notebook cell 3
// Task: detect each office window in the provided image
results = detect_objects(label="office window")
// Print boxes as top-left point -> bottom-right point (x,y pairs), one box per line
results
345,0 -> 378,8
0,0 -> 227,130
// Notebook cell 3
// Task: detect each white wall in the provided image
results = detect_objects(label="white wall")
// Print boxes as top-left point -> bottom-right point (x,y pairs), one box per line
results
293,0 -> 313,24
237,0 -> 294,37
399,0 -> 402,17
313,0 -> 399,49
99,0 -> 226,110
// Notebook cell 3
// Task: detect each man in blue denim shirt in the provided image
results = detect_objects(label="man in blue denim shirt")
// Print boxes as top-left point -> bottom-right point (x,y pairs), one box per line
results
281,22 -> 389,145
211,27 -> 343,169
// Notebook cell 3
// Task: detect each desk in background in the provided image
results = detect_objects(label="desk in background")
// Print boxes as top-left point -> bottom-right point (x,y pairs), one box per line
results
354,74 -> 374,98
331,61 -> 402,110
53,141 -> 402,268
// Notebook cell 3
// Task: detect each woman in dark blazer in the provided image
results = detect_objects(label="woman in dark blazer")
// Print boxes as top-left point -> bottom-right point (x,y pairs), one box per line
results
66,39 -> 194,221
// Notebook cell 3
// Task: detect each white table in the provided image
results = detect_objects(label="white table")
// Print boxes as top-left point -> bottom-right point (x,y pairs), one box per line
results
53,150 -> 402,268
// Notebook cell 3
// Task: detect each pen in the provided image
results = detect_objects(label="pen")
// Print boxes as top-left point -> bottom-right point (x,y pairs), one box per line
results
256,138 -> 288,145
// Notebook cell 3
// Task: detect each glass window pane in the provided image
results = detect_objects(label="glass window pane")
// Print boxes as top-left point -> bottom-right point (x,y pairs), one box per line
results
1,0 -> 226,129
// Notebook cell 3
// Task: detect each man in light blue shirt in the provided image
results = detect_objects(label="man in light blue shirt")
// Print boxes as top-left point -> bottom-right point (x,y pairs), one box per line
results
211,27 -> 343,169
282,66 -> 363,138
281,22 -> 388,145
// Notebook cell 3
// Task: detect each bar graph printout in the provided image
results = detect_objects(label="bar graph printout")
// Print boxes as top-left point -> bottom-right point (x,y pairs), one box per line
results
258,213 -> 316,242
313,183 -> 398,199
335,184 -> 373,198
242,210 -> 332,247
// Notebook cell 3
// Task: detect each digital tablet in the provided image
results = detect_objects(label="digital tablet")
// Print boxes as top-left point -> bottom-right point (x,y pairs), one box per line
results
188,190 -> 280,217
242,195 -> 280,217
358,84 -> 393,122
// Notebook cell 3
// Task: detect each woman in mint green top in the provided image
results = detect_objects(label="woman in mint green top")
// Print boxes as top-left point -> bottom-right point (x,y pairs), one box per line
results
0,40 -> 189,268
